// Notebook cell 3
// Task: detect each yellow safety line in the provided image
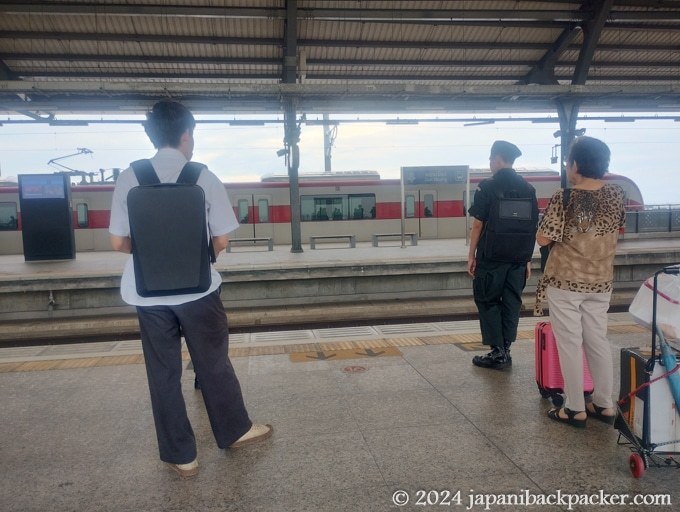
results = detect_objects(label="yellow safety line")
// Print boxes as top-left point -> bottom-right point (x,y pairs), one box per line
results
0,324 -> 647,373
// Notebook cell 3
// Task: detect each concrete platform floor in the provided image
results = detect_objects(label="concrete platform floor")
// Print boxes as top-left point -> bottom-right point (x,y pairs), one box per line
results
1,314 -> 678,512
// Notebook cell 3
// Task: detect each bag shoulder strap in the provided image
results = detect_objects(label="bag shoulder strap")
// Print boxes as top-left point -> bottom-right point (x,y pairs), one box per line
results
131,159 -> 206,185
481,178 -> 504,200
562,187 -> 571,209
177,161 -> 206,184
130,159 -> 159,185
177,161 -> 215,263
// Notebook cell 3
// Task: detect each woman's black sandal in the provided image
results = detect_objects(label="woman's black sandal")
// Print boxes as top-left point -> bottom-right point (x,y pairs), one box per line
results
586,404 -> 616,425
547,407 -> 587,428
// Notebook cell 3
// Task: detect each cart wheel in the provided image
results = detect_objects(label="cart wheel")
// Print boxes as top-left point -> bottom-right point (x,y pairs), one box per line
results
629,453 -> 645,478
551,394 -> 564,407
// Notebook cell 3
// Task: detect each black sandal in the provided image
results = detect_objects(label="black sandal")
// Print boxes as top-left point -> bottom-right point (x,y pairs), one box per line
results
547,407 -> 587,428
586,404 -> 616,425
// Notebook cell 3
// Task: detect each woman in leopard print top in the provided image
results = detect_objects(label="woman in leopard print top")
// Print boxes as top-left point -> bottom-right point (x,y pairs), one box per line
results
536,136 -> 626,428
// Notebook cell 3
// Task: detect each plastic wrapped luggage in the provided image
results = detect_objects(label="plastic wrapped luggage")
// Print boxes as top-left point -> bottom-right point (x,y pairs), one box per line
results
617,265 -> 680,478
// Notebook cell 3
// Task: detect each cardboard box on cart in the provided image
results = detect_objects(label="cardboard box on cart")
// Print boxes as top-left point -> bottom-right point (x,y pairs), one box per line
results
618,347 -> 680,453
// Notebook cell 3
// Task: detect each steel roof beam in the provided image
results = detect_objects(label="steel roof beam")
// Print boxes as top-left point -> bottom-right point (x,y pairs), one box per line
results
0,59 -> 17,80
2,81 -> 676,96
0,0 -> 680,24
9,70 -> 680,83
1,82 -> 678,110
2,30 -> 677,54
573,0 -> 614,85
0,3 -> 286,18
3,2 -> 680,23
614,0 -> 680,5
0,54 -> 282,65
522,25 -> 582,85
4,52 -> 679,71
0,31 -> 283,46
282,0 -> 298,84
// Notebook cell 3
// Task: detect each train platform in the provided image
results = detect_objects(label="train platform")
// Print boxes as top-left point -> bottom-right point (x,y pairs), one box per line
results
1,313 -> 678,512
2,235 -> 679,279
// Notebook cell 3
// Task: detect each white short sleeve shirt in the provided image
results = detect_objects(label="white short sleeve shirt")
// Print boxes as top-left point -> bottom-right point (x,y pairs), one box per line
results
109,148 -> 239,306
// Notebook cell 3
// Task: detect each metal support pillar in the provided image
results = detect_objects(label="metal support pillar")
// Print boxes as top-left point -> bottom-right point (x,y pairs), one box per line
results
323,113 -> 337,173
282,0 -> 302,252
555,99 -> 580,189
284,99 -> 303,253
282,0 -> 298,84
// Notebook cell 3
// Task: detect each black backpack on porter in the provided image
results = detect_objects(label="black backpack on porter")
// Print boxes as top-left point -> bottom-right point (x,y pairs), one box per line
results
480,180 -> 538,263
127,159 -> 215,297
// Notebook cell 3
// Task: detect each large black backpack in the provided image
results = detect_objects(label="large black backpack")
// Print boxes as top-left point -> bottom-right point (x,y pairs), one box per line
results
480,180 -> 538,263
127,159 -> 215,297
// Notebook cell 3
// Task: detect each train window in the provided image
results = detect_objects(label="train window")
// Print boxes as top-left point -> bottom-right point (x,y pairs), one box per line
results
0,202 -> 18,230
424,194 -> 434,217
301,195 -> 344,221
76,203 -> 89,228
405,195 -> 416,218
300,197 -> 314,221
257,198 -> 269,223
348,194 -> 376,219
237,199 -> 249,223
301,193 -> 376,221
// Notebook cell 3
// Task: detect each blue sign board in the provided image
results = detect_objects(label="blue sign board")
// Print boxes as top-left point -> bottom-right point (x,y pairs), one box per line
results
19,174 -> 67,199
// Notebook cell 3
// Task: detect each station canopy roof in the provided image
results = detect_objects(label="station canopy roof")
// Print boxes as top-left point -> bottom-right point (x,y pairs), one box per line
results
1,0 -> 680,120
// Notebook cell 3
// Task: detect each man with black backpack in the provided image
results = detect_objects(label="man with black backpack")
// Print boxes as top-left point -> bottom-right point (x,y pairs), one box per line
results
467,141 -> 539,370
109,100 -> 272,477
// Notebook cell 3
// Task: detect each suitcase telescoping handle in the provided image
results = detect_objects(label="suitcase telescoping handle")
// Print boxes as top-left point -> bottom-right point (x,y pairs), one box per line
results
648,265 -> 680,374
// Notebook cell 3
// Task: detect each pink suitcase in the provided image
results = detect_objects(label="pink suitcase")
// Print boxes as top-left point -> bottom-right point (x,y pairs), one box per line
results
535,321 -> 594,407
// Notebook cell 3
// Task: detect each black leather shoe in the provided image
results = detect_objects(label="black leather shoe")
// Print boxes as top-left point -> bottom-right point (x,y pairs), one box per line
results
472,346 -> 511,370
504,340 -> 513,364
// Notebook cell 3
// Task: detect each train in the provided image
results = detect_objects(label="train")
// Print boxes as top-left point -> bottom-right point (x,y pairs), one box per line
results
0,167 -> 644,256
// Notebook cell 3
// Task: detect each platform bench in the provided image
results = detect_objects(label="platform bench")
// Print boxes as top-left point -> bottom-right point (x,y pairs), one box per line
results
226,237 -> 274,252
309,234 -> 356,249
372,233 -> 418,247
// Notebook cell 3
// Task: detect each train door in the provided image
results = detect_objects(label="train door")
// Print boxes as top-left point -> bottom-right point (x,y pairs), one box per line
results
72,198 -> 94,251
404,189 -> 438,239
233,194 -> 274,239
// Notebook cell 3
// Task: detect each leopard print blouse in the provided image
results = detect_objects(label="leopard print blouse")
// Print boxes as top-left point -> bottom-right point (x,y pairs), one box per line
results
534,183 -> 626,316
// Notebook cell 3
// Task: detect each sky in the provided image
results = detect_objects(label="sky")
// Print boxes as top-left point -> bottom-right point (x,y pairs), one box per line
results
0,111 -> 678,205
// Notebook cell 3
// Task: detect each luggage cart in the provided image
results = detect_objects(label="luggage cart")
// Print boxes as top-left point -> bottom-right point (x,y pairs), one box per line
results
616,265 -> 680,478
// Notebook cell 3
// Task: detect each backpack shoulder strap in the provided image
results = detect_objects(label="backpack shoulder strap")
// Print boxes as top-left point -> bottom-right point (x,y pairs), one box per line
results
130,159 -> 159,185
481,178 -> 502,199
176,162 -> 206,184
175,161 -> 215,264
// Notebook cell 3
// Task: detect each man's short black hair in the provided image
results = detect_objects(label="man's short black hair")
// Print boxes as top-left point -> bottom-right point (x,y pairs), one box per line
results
567,136 -> 610,179
143,100 -> 196,149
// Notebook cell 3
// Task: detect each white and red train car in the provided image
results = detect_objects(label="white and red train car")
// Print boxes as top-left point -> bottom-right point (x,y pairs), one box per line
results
0,168 -> 644,255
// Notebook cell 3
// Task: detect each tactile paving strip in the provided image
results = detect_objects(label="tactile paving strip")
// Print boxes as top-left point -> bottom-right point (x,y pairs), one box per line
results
0,317 -> 648,372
